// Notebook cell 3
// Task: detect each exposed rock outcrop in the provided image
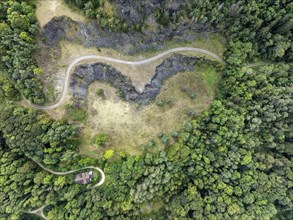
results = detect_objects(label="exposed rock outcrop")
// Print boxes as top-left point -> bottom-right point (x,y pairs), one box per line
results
42,16 -> 213,55
69,54 -> 197,107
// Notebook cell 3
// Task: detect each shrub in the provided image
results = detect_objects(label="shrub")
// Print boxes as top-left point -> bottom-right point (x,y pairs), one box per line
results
156,99 -> 164,107
96,88 -> 104,96
187,110 -> 196,119
104,149 -> 114,159
161,134 -> 170,146
94,133 -> 108,147
148,140 -> 156,148
180,85 -> 188,93
156,98 -> 173,107
66,106 -> 87,121
189,92 -> 197,99
171,130 -> 179,138
116,89 -> 124,98
157,132 -> 164,138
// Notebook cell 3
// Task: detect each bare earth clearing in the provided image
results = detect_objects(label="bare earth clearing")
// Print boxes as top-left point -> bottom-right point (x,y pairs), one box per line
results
32,47 -> 223,157
32,1 -> 225,157
35,32 -> 225,102
36,0 -> 86,27
81,65 -> 219,156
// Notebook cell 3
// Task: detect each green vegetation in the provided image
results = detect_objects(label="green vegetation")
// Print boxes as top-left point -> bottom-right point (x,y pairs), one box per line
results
82,65 -> 217,156
92,170 -> 100,182
0,0 -> 292,220
0,103 -> 78,168
64,0 -> 141,32
94,133 -> 108,148
0,0 -> 45,104
66,105 -> 87,121
63,0 -> 292,64
103,149 -> 114,159
162,0 -> 292,63
0,71 -> 19,100
200,64 -> 219,95
115,88 -> 124,98
96,88 -> 104,96
156,98 -> 173,107
181,85 -> 197,99
20,214 -> 43,220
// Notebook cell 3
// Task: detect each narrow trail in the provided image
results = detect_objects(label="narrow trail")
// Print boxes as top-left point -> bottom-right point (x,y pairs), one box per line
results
25,205 -> 48,220
24,47 -> 226,110
30,157 -> 105,187
24,158 -> 105,219
22,47 -> 225,220
20,48 -> 268,220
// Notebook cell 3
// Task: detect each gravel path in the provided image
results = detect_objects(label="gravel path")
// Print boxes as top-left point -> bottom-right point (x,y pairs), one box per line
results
22,48 -> 224,217
30,157 -> 105,187
24,47 -> 225,110
25,205 -> 48,220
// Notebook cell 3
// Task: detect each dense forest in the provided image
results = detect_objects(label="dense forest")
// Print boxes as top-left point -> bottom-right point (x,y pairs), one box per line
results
66,0 -> 292,63
0,0 -> 292,219
0,1 -> 45,104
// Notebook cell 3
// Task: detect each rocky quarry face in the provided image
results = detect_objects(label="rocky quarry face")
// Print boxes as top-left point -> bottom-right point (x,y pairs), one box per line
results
69,54 -> 197,108
38,7 -> 216,104
113,0 -> 183,24
41,16 -> 213,54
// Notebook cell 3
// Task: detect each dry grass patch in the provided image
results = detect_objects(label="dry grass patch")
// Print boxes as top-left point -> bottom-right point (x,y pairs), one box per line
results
57,40 -> 225,91
35,32 -> 224,157
78,63 -> 220,157
36,31 -> 224,101
36,0 -> 86,27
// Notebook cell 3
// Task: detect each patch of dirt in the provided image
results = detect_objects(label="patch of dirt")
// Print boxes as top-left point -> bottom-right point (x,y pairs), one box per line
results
80,64 -> 219,156
36,0 -> 86,27
36,24 -> 224,102
44,107 -> 66,121
31,7 -> 224,156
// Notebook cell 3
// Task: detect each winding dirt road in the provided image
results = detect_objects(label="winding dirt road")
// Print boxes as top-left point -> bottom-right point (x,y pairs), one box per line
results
21,48 -> 226,220
25,205 -> 48,220
30,158 -> 105,187
22,48 -> 224,220
24,47 -> 225,110
24,158 -> 105,219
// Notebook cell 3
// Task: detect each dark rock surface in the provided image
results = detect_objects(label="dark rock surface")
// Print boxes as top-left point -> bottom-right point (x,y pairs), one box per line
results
113,0 -> 182,25
39,10 -> 216,105
42,16 -> 213,54
69,54 -> 197,108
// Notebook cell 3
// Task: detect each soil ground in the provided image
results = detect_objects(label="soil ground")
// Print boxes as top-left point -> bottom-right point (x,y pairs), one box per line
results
33,1 -> 225,157
79,62 -> 220,157
35,0 -> 86,27
37,36 -> 224,157
40,32 -> 224,98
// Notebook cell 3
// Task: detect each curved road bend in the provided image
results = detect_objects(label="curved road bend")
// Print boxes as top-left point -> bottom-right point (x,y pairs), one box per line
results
25,205 -> 48,220
21,48 -> 225,220
24,158 -> 105,219
24,47 -> 225,110
30,158 -> 105,188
